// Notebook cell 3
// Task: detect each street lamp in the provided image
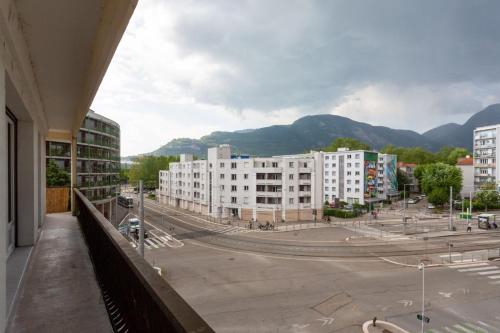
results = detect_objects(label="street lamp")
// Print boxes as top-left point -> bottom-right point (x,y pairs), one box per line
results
418,262 -> 426,333
403,183 -> 414,234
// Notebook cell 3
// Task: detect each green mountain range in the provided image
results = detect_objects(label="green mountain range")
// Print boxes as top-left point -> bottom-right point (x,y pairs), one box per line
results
144,104 -> 500,158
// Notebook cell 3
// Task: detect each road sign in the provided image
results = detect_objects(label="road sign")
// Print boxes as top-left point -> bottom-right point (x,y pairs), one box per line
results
417,314 -> 430,323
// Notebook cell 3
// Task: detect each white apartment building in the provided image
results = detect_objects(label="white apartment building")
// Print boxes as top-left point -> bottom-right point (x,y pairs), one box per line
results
159,145 -> 324,222
322,149 -> 398,205
473,125 -> 499,190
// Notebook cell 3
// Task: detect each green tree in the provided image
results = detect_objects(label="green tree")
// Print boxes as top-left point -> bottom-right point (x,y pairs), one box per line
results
323,137 -> 371,152
380,145 -> 469,165
46,159 -> 71,187
419,163 -> 463,206
475,182 -> 499,212
445,147 -> 470,165
128,155 -> 179,189
397,168 -> 411,192
119,168 -> 129,184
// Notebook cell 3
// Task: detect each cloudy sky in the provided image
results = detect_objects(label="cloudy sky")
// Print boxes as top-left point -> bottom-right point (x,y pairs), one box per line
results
91,0 -> 500,156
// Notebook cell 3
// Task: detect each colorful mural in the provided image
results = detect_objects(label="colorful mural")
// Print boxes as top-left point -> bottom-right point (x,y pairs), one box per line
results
364,152 -> 378,198
385,155 -> 398,192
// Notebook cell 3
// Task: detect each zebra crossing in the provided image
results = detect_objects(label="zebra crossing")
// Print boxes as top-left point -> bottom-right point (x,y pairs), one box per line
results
448,262 -> 500,286
425,318 -> 500,333
209,225 -> 252,235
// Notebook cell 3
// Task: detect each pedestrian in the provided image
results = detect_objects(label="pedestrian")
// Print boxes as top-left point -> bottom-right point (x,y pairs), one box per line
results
493,222 -> 498,229
467,221 -> 472,233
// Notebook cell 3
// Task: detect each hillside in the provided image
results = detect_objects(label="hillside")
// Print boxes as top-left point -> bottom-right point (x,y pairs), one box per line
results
423,104 -> 500,150
148,114 -> 441,158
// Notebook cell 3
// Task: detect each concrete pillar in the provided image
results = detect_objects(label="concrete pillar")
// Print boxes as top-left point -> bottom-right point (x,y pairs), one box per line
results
70,136 -> 77,214
17,120 -> 39,246
0,62 -> 7,331
108,201 -> 112,221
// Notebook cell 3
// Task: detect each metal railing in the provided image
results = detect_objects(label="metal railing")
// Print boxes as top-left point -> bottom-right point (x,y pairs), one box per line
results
75,189 -> 214,333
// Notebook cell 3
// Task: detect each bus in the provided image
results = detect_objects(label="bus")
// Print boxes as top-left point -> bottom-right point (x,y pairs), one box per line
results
118,195 -> 133,208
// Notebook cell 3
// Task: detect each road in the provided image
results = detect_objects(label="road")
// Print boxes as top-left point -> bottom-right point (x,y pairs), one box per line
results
117,199 -> 500,332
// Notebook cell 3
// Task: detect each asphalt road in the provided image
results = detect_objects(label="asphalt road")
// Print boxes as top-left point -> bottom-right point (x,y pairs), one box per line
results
115,200 -> 500,332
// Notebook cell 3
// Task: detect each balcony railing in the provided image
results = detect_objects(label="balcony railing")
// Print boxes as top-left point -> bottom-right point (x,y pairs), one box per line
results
75,189 -> 214,333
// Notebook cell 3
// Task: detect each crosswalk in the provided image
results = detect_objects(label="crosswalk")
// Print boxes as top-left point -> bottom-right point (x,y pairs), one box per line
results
425,318 -> 500,333
449,262 -> 500,286
209,225 -> 252,235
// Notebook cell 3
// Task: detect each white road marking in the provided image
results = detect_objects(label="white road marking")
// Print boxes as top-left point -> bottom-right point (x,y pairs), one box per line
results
458,266 -> 495,272
398,300 -> 413,307
476,270 -> 500,275
439,253 -> 461,258
438,291 -> 452,298
453,324 -> 475,333
145,239 -> 159,249
489,280 -> 500,285
449,263 -> 488,269
463,322 -> 488,333
487,275 -> 500,279
477,320 -> 500,332
444,327 -> 460,333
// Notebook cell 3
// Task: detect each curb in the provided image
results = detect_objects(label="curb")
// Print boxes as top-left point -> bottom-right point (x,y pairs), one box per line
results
362,320 -> 411,333
379,256 -> 497,268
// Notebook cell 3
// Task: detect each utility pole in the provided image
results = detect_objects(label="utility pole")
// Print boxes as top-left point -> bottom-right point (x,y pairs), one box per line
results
139,180 -> 145,257
418,263 -> 425,333
449,186 -> 453,231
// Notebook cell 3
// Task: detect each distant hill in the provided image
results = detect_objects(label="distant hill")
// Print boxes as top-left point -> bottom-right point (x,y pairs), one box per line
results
423,104 -> 500,150
147,114 -> 442,158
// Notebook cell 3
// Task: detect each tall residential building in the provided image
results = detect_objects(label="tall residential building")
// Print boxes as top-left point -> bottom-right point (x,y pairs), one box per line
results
323,149 -> 398,205
159,145 -> 324,222
46,110 -> 120,218
397,162 -> 419,193
473,125 -> 498,189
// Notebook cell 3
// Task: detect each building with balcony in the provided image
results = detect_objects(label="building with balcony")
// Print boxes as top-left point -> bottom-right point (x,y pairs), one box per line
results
0,2 -> 211,332
323,148 -> 398,205
397,162 -> 419,193
473,125 -> 499,189
159,145 -> 324,222
47,110 -> 120,218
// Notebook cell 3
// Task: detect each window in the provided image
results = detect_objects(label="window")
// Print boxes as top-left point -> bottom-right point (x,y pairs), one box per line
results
325,179 -> 329,183
220,185 -> 225,190
325,163 -> 329,168
355,162 -> 360,168
231,197 -> 237,204
347,188 -> 352,192
220,162 -> 225,168
289,174 -> 294,180
347,163 -> 351,167
332,179 -> 336,184
347,171 -> 351,175
289,161 -> 294,167
244,185 -> 249,191
325,187 -> 329,191
332,171 -> 336,176
303,162 -> 308,168
332,187 -> 336,191
355,154 -> 360,159
289,198 -> 294,204
231,174 -> 237,180
325,156 -> 329,160
231,162 -> 237,169
347,155 -> 352,159
332,163 -> 336,167
272,162 -> 278,168
325,171 -> 329,176
355,188 -> 360,193
220,173 -> 225,179
355,180 -> 360,184
244,174 -> 249,179
243,197 -> 249,204
347,180 -> 351,184
231,185 -> 237,192
289,186 -> 294,192
332,155 -> 336,160
355,171 -> 360,176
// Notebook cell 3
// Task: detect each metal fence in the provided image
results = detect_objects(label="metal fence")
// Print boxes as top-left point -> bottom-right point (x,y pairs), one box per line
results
75,189 -> 214,333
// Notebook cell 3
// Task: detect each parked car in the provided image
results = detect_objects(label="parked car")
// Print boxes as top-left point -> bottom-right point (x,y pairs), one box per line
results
408,199 -> 417,204
427,203 -> 435,209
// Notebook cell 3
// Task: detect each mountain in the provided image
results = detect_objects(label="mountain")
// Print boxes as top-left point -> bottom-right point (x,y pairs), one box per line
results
148,114 -> 442,158
423,104 -> 500,150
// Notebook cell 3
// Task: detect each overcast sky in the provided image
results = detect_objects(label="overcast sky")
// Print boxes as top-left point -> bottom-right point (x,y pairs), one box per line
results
91,0 -> 500,156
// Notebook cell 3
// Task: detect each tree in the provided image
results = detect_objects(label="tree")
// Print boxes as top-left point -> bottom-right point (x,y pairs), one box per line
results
323,137 -> 371,152
380,145 -> 469,165
446,147 -> 470,165
46,159 -> 71,187
397,168 -> 411,192
119,168 -> 129,184
419,163 -> 463,206
128,155 -> 179,189
475,182 -> 499,212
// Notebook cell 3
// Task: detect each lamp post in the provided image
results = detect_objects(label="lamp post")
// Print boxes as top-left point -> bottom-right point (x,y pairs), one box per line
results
418,262 -> 426,333
403,183 -> 414,234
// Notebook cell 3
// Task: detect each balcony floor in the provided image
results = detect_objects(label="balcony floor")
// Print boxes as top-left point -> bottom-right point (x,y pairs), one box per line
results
7,213 -> 112,333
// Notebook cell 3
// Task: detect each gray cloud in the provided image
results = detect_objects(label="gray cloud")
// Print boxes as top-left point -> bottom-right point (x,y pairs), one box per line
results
170,0 -> 500,112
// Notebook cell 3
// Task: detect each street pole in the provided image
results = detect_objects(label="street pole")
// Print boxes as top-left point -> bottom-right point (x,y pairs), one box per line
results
420,263 -> 425,333
449,186 -> 453,231
403,184 -> 406,235
139,180 -> 145,257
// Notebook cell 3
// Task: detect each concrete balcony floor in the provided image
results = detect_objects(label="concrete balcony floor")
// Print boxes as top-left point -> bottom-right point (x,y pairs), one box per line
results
7,213 -> 111,333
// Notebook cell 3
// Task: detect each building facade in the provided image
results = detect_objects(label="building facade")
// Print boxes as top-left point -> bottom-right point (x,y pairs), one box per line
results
323,149 -> 398,205
159,145 -> 324,222
47,110 -> 120,218
457,156 -> 474,198
473,125 -> 498,190
397,162 -> 419,193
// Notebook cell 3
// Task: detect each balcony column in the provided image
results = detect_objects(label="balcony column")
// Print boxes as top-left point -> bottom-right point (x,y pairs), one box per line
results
71,136 -> 77,215
0,59 -> 7,331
